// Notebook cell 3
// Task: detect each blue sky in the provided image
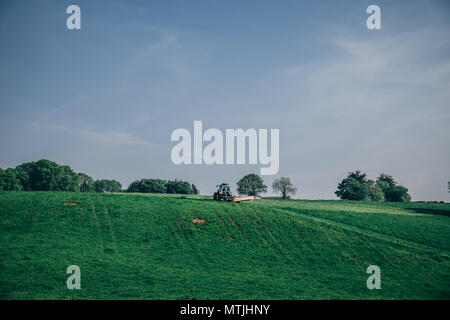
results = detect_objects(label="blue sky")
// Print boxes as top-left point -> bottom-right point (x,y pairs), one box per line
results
1,0 -> 450,200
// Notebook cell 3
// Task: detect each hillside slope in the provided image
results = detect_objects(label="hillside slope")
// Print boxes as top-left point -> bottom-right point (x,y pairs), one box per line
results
0,191 -> 449,299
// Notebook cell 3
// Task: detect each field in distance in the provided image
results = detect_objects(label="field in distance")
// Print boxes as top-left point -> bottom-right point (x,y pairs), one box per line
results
0,191 -> 449,299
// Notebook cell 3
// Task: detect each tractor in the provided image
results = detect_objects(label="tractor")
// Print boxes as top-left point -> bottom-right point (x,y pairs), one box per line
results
213,183 -> 235,202
213,183 -> 255,202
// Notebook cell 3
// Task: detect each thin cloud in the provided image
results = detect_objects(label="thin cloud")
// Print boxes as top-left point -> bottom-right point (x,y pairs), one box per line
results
250,27 -> 450,200
33,123 -> 155,148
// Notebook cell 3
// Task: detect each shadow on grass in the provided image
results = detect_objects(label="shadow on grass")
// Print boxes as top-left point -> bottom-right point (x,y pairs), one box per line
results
406,208 -> 450,217
280,206 -> 450,219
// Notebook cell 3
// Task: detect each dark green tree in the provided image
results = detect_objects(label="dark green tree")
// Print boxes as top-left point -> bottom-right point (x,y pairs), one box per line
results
166,179 -> 193,194
13,166 -> 30,191
367,181 -> 385,202
1,168 -> 22,191
94,179 -> 122,193
13,159 -> 79,191
375,180 -> 390,194
29,159 -> 60,190
79,173 -> 94,192
377,173 -> 396,187
335,176 -> 369,201
56,165 -> 80,191
272,177 -> 297,199
384,185 -> 411,202
15,161 -> 34,191
347,170 -> 368,184
127,179 -> 167,193
0,168 -> 4,190
237,173 -> 267,196
191,184 -> 199,195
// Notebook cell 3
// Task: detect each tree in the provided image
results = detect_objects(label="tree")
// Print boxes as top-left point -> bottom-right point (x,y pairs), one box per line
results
79,173 -> 94,192
237,174 -> 267,197
56,165 -> 80,191
272,177 -> 297,199
0,168 -> 4,190
15,161 -> 34,191
376,174 -> 412,202
448,181 -> 450,195
367,181 -> 385,202
127,179 -> 167,193
13,159 -> 79,191
347,170 -> 368,184
23,159 -> 60,191
94,179 -> 122,193
377,173 -> 396,187
375,180 -> 390,194
1,168 -> 22,191
336,171 -> 404,202
126,178 -> 198,194
13,166 -> 30,191
335,177 -> 369,201
166,179 -> 193,194
335,171 -> 371,201
109,180 -> 122,192
384,185 -> 411,202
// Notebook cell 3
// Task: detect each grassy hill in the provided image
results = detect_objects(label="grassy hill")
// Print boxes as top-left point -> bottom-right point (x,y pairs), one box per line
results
0,191 -> 449,299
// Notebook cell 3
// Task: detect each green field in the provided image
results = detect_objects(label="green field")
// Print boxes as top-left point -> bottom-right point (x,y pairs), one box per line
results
0,191 -> 449,299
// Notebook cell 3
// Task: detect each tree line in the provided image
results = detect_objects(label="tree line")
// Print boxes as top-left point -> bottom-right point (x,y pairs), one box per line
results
236,171 -> 412,203
0,159 -> 198,195
0,159 -> 430,202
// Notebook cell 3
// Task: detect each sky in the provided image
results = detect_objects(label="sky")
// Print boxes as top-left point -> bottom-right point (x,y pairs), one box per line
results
0,0 -> 449,200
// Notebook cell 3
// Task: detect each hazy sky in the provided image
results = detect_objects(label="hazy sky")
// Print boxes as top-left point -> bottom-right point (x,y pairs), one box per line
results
1,0 -> 449,200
